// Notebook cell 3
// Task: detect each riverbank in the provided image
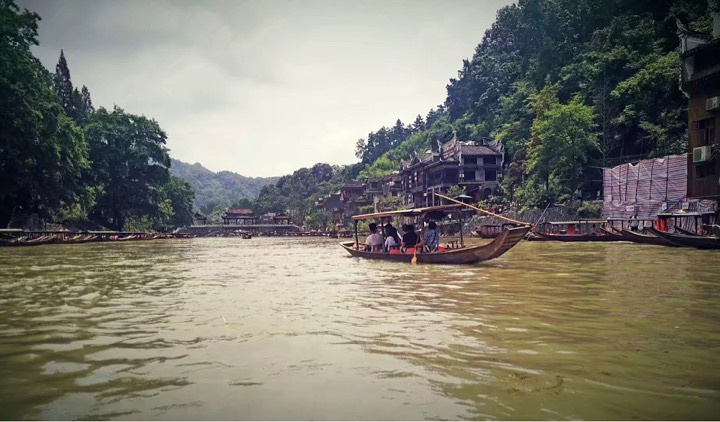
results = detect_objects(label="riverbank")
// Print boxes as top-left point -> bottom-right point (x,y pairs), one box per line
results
0,229 -> 192,247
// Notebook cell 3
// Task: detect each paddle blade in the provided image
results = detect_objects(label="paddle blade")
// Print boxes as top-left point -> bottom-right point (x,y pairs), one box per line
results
411,250 -> 418,265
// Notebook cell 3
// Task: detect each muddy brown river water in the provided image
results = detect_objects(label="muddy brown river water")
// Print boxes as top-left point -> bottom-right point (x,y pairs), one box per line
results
0,237 -> 719,420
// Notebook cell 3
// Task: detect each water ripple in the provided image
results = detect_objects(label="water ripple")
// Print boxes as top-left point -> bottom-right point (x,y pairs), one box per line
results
1,238 -> 719,419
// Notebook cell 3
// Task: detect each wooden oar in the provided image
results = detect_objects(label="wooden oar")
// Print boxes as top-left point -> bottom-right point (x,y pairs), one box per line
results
411,247 -> 418,265
434,193 -> 530,227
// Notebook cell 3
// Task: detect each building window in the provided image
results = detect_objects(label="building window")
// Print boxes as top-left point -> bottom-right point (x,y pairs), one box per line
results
693,119 -> 716,146
485,170 -> 497,181
463,170 -> 475,181
484,156 -> 496,165
696,163 -> 716,179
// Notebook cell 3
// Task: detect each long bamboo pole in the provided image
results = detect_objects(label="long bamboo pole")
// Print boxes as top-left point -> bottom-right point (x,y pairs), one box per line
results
434,193 -> 531,227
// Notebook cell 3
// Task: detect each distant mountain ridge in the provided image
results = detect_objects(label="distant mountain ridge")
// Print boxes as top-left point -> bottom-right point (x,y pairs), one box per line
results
170,158 -> 278,214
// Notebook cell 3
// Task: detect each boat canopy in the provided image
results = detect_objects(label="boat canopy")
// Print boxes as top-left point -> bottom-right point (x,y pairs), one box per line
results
351,204 -> 466,221
544,220 -> 608,225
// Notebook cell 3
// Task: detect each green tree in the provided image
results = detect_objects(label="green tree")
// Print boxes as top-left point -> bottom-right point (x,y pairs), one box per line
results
446,185 -> 467,198
611,52 -> 686,156
305,210 -> 331,230
527,95 -> 599,200
163,175 -> 195,229
0,1 -> 89,227
85,106 -> 171,230
53,50 -> 93,126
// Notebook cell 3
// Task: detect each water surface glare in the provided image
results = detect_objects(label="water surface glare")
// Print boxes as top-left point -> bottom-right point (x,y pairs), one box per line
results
1,237 -> 719,420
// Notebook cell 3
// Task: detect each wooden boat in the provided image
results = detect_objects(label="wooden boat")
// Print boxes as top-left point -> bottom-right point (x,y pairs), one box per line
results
711,225 -> 720,238
532,220 -> 625,242
524,231 -> 549,241
617,228 -> 678,247
674,226 -> 700,236
341,226 -> 530,264
646,227 -> 720,250
530,230 -> 625,242
472,223 -> 518,239
340,204 -> 531,264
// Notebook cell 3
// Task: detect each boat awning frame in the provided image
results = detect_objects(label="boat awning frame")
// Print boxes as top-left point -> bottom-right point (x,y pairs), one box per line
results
657,211 -> 714,217
351,204 -> 466,220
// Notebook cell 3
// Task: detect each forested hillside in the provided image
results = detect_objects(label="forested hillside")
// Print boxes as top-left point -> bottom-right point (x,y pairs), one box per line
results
245,0 -> 720,227
170,159 -> 278,215
357,0 -> 718,208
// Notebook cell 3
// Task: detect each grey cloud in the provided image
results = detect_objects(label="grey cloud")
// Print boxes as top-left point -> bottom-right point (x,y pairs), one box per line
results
17,0 -> 514,176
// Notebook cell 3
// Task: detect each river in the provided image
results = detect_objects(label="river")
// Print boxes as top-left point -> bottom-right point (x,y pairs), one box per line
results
1,237 -> 719,420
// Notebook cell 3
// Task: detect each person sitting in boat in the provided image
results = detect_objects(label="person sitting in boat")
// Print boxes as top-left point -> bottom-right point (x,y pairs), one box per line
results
400,224 -> 420,252
383,222 -> 401,251
364,223 -> 384,252
422,221 -> 440,252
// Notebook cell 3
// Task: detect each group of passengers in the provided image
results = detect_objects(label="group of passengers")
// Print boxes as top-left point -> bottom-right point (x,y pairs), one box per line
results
364,221 -> 441,253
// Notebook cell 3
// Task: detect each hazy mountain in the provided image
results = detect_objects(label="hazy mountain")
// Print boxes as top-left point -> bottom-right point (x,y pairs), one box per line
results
170,159 -> 278,214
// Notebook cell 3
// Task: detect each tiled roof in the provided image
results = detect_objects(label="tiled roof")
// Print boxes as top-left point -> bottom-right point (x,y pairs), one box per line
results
226,208 -> 255,215
681,37 -> 720,58
460,144 -> 501,156
418,152 -> 435,162
341,182 -> 365,188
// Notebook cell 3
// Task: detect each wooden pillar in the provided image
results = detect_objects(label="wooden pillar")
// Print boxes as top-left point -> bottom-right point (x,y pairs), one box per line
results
354,220 -> 359,250
459,210 -> 465,248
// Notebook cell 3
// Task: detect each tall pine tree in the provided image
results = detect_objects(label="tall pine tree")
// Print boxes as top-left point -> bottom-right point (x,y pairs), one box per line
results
54,50 -> 93,125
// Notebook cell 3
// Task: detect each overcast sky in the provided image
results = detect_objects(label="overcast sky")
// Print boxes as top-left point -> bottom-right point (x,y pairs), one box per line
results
18,0 -> 513,177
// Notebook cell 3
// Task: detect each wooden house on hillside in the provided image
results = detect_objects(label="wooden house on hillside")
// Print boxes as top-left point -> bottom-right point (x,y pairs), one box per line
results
399,136 -> 504,207
340,182 -> 372,218
679,13 -> 720,200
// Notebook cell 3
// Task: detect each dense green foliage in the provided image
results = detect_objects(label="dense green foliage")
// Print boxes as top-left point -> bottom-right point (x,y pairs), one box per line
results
354,0 -> 713,209
241,0 -> 713,219
4,0 -> 713,228
254,162 -> 361,223
0,0 -> 194,230
169,159 -> 277,215
0,1 -> 89,227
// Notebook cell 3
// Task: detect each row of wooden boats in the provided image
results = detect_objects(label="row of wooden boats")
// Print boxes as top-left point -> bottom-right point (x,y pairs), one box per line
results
620,226 -> 720,250
527,225 -> 720,250
340,199 -> 720,265
0,232 -> 194,247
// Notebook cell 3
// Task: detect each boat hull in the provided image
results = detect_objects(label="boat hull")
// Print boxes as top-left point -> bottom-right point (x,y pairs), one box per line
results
531,231 -> 625,242
646,227 -> 720,250
617,228 -> 678,247
340,226 -> 531,264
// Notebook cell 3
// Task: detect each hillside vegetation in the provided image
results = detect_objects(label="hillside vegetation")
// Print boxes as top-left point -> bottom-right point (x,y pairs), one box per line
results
169,159 -> 278,215
1,2 -> 195,231
355,0 -> 718,209
250,0 -> 718,225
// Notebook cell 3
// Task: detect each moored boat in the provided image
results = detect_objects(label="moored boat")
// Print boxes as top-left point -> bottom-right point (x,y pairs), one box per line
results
530,230 -> 625,242
472,223 -> 518,239
646,227 -> 720,250
531,220 -> 625,242
711,225 -> 720,238
617,228 -> 678,247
